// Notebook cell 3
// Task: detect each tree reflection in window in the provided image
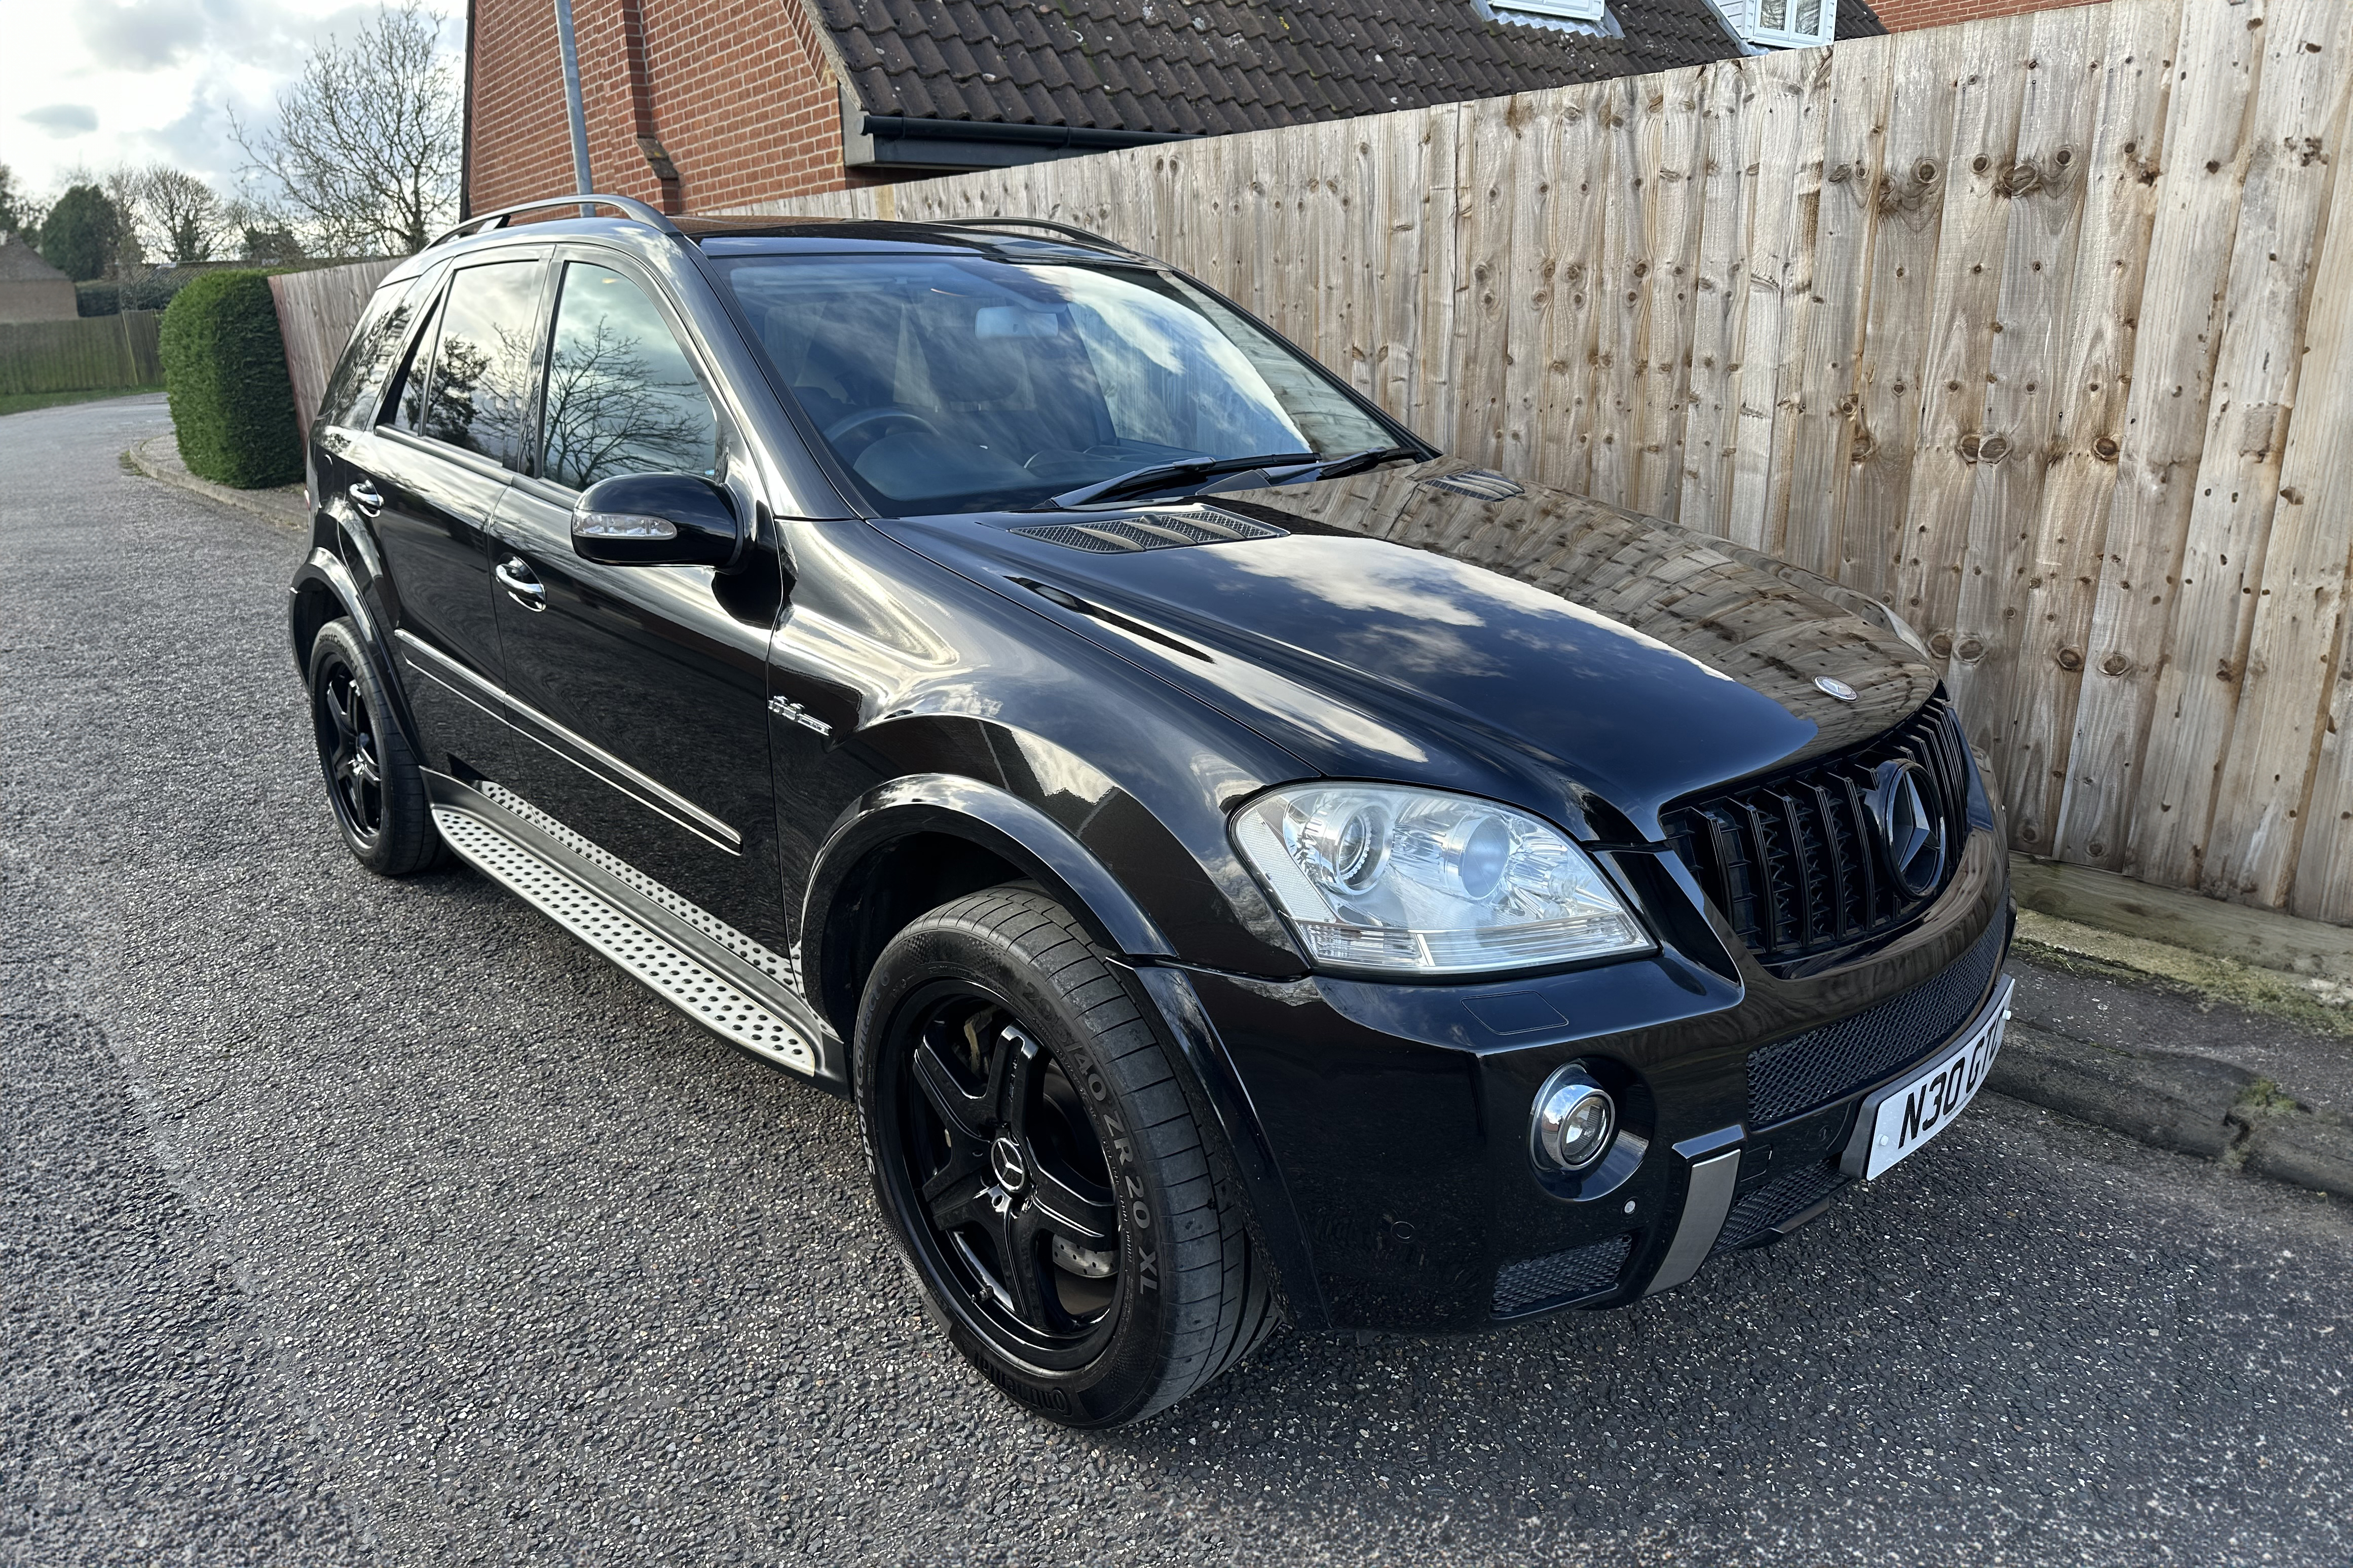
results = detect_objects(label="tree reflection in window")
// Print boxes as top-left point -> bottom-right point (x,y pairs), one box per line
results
419,260 -> 540,471
540,264 -> 717,491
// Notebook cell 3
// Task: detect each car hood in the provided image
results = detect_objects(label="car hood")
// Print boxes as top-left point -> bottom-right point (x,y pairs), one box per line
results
875,460 -> 1938,841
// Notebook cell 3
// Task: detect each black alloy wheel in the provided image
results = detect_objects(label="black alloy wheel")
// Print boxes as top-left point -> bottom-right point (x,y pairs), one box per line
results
856,887 -> 1279,1427
318,661 -> 385,847
306,617 -> 443,877
891,987 -> 1123,1363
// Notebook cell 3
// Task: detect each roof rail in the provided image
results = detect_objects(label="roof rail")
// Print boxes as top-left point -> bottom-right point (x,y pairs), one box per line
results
942,217 -> 1155,263
426,194 -> 683,251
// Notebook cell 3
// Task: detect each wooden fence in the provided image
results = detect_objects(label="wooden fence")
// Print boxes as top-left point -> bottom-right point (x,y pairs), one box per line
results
0,311 -> 163,395
739,0 -> 2353,926
269,257 -> 402,441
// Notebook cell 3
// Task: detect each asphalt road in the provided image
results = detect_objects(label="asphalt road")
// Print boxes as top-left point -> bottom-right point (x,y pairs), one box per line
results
4,395 -> 2349,1568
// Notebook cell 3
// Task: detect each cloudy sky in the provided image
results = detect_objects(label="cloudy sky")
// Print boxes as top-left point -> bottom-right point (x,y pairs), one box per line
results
1,0 -> 465,198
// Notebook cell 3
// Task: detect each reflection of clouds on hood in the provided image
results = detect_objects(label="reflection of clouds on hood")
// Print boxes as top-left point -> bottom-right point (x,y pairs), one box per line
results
1227,540 -> 1489,627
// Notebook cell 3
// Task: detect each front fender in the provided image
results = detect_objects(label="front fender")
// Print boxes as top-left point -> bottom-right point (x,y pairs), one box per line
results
802,774 -> 1174,983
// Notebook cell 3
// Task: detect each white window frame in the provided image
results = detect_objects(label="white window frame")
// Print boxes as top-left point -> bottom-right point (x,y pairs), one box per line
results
1733,0 -> 1837,49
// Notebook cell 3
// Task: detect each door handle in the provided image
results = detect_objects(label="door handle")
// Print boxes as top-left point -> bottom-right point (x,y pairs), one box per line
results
347,480 -> 384,515
495,556 -> 547,612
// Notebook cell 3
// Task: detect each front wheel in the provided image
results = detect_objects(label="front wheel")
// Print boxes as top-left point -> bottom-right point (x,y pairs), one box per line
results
855,887 -> 1277,1427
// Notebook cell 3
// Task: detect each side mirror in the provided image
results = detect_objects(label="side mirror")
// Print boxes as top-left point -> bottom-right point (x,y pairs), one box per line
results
572,472 -> 742,568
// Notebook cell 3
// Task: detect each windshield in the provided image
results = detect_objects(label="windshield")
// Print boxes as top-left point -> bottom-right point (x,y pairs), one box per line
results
713,252 -> 1399,514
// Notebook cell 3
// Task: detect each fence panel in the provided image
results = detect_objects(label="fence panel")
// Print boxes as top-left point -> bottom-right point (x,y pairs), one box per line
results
739,0 -> 2353,924
0,311 -> 162,394
268,258 -> 403,440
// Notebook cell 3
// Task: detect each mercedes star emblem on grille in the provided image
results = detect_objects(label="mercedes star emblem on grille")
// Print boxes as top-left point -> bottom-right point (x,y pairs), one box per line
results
1814,675 -> 1858,701
1868,759 -> 1945,898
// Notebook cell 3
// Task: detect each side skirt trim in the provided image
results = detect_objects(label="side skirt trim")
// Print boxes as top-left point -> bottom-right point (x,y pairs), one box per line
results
433,803 -> 821,1078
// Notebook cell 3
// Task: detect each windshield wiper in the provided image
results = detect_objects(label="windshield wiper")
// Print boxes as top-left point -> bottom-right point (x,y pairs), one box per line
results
1042,452 -> 1318,510
1306,444 -> 1421,480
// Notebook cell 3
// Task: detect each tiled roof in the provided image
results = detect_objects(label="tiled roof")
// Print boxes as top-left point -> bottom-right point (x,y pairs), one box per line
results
0,232 -> 71,283
815,0 -> 1763,135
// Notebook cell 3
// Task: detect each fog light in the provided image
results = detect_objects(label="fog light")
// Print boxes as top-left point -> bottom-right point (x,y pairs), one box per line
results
1532,1067 -> 1616,1173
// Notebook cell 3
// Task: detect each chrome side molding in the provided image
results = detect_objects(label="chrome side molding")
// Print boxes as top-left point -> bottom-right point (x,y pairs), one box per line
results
393,628 -> 740,851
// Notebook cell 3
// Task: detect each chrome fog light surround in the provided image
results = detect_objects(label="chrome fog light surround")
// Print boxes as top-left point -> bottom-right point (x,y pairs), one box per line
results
1531,1065 -> 1617,1173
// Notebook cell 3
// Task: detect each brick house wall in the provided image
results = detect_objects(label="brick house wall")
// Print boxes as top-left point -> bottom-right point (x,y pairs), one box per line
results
1868,0 -> 2093,28
466,0 -> 865,218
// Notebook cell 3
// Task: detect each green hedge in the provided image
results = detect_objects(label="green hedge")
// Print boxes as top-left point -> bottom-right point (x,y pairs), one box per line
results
161,270 -> 300,488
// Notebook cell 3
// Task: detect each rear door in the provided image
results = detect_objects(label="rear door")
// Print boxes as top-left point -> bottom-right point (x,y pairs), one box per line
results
483,250 -> 787,952
354,250 -> 550,774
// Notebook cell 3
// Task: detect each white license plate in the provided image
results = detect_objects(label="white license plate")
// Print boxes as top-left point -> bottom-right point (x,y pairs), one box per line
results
1842,977 -> 2013,1181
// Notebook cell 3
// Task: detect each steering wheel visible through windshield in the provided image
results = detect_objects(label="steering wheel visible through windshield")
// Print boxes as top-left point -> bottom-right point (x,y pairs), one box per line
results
712,250 -> 1403,515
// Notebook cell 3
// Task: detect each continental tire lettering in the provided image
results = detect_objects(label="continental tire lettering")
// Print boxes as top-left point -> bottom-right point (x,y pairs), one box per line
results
1138,1246 -> 1159,1291
1086,1071 -> 1109,1102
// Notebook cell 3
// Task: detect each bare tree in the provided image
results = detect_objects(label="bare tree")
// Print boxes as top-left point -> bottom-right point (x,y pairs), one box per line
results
100,166 -> 147,272
233,2 -> 462,256
139,165 -> 227,264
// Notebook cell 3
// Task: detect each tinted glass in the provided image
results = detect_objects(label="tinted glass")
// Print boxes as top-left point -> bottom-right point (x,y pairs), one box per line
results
715,253 -> 1393,514
386,297 -> 439,435
419,260 -> 542,470
321,273 -> 425,431
539,263 -> 719,491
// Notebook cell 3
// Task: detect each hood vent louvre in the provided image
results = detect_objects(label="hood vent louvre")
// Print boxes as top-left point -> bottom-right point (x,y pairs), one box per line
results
1420,468 -> 1525,501
1011,509 -> 1286,553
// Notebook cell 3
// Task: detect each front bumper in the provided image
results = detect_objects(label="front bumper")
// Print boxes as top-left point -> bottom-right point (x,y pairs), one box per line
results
1157,828 -> 2013,1333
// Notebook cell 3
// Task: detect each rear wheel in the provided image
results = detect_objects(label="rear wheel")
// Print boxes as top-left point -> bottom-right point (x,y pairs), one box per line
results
855,886 -> 1277,1426
307,617 -> 441,876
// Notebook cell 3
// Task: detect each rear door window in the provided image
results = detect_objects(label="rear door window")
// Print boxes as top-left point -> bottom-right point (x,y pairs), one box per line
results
539,262 -> 719,491
416,259 -> 545,471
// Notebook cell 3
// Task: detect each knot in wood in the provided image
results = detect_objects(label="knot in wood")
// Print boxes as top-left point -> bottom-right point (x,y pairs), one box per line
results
1959,434 -> 1984,461
2099,652 -> 2132,677
1956,638 -> 1987,663
2093,436 -> 2120,462
2057,648 -> 2084,671
1977,434 -> 2011,463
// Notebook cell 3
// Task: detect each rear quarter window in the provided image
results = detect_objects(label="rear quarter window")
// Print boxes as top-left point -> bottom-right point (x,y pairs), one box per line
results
319,274 -> 431,432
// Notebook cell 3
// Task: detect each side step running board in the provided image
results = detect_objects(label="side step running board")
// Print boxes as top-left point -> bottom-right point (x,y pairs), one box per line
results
432,806 -> 820,1076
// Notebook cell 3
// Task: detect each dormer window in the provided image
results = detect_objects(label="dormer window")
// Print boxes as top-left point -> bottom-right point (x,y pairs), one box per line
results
1479,0 -> 1624,40
1731,0 -> 1837,48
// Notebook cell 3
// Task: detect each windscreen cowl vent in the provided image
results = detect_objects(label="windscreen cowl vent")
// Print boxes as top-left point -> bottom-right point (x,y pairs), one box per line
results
1010,509 -> 1287,553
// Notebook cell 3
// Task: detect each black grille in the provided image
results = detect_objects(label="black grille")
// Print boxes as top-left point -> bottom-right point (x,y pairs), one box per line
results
1665,696 -> 1974,967
1747,915 -> 2008,1126
1493,1234 -> 1631,1317
1009,509 -> 1284,553
1713,1160 -> 1852,1252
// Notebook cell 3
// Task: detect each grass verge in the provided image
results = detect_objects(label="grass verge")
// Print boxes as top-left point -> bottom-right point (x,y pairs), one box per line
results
0,384 -> 165,417
2015,909 -> 2353,1039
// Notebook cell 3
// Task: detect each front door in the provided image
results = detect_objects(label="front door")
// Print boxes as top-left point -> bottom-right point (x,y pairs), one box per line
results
485,253 -> 787,953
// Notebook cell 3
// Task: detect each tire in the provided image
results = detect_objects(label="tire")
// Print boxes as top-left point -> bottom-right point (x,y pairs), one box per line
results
855,886 -> 1278,1427
306,617 -> 443,877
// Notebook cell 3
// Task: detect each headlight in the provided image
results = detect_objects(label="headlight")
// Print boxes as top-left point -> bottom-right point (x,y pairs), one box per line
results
1230,784 -> 1652,976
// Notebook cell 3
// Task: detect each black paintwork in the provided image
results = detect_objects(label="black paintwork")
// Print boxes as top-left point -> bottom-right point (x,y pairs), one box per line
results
288,214 -> 2012,1334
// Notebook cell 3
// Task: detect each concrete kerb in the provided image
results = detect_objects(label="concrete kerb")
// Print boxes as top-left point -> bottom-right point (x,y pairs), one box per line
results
124,433 -> 306,531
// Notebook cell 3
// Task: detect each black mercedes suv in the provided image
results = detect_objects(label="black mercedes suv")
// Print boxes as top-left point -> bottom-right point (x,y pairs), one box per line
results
289,194 -> 2014,1427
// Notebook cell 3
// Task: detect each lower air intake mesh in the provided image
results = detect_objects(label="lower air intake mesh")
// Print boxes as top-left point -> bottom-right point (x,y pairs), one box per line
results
1493,1234 -> 1632,1318
1747,916 -> 2007,1127
1713,1161 -> 1852,1253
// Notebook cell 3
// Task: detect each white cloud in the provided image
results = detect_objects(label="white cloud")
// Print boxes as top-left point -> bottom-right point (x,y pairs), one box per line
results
0,0 -> 462,195
21,104 -> 100,138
